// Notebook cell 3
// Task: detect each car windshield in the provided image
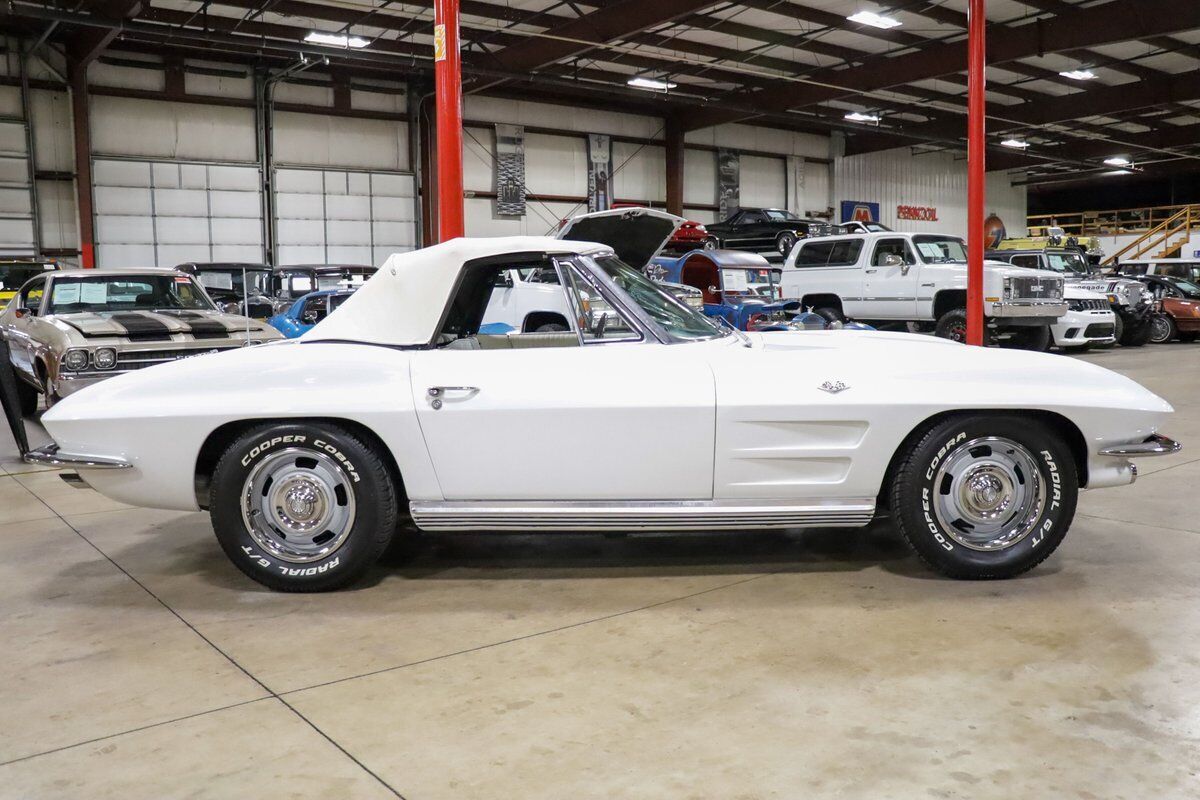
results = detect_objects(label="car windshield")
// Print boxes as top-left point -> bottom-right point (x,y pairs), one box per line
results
588,255 -> 726,342
764,209 -> 799,221
1164,277 -> 1200,297
48,275 -> 215,314
913,235 -> 967,263
0,263 -> 53,291
194,268 -> 271,295
1044,252 -> 1089,274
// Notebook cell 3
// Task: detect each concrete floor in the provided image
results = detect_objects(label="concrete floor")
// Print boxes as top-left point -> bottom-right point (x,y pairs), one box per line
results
2,343 -> 1199,799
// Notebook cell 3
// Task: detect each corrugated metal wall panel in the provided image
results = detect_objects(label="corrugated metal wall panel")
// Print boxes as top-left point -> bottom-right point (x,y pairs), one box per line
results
273,111 -> 409,171
834,147 -> 1027,238
91,96 -> 256,162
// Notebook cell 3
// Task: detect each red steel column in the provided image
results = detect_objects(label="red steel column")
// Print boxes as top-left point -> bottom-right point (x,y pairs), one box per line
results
966,0 -> 986,345
434,0 -> 464,242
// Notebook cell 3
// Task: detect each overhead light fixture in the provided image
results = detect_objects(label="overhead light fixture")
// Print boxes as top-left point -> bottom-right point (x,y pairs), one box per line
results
627,76 -> 678,91
1059,69 -> 1096,80
847,10 -> 902,29
1001,139 -> 1030,149
844,111 -> 881,123
305,31 -> 370,48
1104,156 -> 1132,167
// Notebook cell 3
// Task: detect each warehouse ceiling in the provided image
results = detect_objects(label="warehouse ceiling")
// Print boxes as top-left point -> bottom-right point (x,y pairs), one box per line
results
4,0 -> 1200,185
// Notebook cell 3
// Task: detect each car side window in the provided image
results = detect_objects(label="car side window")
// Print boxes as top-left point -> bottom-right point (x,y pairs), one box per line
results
792,240 -> 863,267
1009,254 -> 1040,269
872,238 -> 914,266
438,260 -> 582,350
561,261 -> 640,343
740,212 -> 764,225
20,277 -> 45,315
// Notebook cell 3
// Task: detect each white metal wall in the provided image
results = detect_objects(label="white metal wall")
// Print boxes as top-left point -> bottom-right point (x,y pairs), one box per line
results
274,168 -> 416,265
0,83 -> 36,254
92,158 -> 264,267
834,146 -> 1028,238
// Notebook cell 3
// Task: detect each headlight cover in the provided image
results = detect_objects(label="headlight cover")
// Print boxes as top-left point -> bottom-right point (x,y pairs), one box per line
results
93,347 -> 117,369
63,349 -> 89,371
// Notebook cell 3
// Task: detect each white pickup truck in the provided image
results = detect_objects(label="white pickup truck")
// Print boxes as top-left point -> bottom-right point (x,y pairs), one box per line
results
781,232 -> 1067,349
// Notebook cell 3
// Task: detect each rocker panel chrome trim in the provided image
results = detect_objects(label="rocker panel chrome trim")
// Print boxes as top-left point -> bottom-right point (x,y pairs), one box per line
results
409,498 -> 876,531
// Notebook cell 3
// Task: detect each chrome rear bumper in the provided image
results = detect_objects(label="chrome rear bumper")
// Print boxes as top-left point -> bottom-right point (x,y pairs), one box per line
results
24,444 -> 131,470
1098,434 -> 1182,457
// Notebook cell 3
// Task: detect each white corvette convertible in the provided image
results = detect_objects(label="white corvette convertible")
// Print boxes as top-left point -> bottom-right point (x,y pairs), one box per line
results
27,223 -> 1180,591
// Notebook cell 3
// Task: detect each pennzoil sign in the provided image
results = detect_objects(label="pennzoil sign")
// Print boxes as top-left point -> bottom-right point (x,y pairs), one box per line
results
897,205 -> 938,221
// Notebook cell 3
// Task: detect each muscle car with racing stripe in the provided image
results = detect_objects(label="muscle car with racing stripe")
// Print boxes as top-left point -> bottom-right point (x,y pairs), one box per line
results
0,269 -> 282,413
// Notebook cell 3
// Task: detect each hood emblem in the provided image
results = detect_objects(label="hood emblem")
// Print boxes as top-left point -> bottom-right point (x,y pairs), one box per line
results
819,380 -> 849,394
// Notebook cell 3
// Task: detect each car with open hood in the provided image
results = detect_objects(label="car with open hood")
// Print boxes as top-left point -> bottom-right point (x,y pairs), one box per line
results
23,234 -> 1179,593
0,268 -> 281,413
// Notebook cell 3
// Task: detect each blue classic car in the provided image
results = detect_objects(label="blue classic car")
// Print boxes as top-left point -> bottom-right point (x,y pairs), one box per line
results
267,289 -> 355,338
651,249 -> 831,332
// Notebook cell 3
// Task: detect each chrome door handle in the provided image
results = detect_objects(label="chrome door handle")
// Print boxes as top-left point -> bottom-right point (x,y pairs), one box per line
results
864,268 -> 878,273
427,386 -> 479,409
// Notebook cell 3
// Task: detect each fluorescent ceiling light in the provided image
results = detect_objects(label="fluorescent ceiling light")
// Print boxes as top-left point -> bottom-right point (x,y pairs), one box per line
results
847,10 -> 902,29
305,31 -> 370,48
1001,139 -> 1029,149
627,76 -> 678,91
844,111 -> 880,123
1104,156 -> 1132,166
1059,69 -> 1096,80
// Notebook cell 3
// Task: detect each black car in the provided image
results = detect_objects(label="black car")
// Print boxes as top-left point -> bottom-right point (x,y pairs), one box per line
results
1134,273 -> 1200,301
176,262 -> 278,319
703,208 -> 833,259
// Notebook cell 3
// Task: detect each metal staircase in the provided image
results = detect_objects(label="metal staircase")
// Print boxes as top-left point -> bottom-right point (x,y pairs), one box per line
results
1102,205 -> 1197,266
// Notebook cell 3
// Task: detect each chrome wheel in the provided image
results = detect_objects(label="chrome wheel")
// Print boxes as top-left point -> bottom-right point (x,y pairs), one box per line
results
931,436 -> 1046,552
241,448 -> 357,564
777,233 -> 797,256
702,237 -> 718,250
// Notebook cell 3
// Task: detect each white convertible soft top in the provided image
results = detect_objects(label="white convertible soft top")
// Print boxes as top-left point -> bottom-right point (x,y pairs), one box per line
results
301,236 -> 607,346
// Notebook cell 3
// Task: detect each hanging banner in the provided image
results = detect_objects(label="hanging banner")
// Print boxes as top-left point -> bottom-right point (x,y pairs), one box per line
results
586,134 -> 612,212
717,149 -> 740,220
786,156 -> 805,214
494,124 -> 526,216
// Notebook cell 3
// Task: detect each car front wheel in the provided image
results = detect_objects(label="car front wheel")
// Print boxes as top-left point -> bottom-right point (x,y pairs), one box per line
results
1148,313 -> 1176,344
209,422 -> 398,591
776,232 -> 797,257
889,415 -> 1077,579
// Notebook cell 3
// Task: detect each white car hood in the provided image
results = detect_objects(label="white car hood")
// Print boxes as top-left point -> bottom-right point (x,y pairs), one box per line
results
741,329 -> 1171,413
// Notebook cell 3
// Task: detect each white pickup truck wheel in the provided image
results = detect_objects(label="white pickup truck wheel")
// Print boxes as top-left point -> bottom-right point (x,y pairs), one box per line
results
889,415 -> 1077,580
210,422 -> 398,592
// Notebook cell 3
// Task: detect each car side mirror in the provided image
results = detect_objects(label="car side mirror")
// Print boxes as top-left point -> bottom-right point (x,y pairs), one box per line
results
13,307 -> 31,319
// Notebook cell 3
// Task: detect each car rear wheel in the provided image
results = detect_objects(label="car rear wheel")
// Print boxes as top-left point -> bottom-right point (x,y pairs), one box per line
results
702,236 -> 718,250
889,415 -> 1077,579
1148,313 -> 1176,344
209,422 -> 398,592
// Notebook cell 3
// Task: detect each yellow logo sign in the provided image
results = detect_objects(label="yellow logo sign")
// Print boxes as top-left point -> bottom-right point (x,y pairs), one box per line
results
433,24 -> 446,62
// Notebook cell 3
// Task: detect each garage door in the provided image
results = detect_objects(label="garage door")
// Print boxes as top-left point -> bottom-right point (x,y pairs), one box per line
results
0,115 -> 36,256
93,158 -> 264,269
274,168 -> 416,266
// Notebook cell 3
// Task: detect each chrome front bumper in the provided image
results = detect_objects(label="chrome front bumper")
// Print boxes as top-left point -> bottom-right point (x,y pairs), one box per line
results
24,444 -> 131,470
990,300 -> 1068,319
1098,434 -> 1182,458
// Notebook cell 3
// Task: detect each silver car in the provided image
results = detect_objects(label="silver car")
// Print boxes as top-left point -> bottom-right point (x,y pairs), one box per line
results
0,268 -> 282,413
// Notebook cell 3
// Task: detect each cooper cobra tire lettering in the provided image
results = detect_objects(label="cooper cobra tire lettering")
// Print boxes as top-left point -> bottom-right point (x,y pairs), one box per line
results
925,431 -> 966,480
313,439 -> 361,483
241,434 -> 307,466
